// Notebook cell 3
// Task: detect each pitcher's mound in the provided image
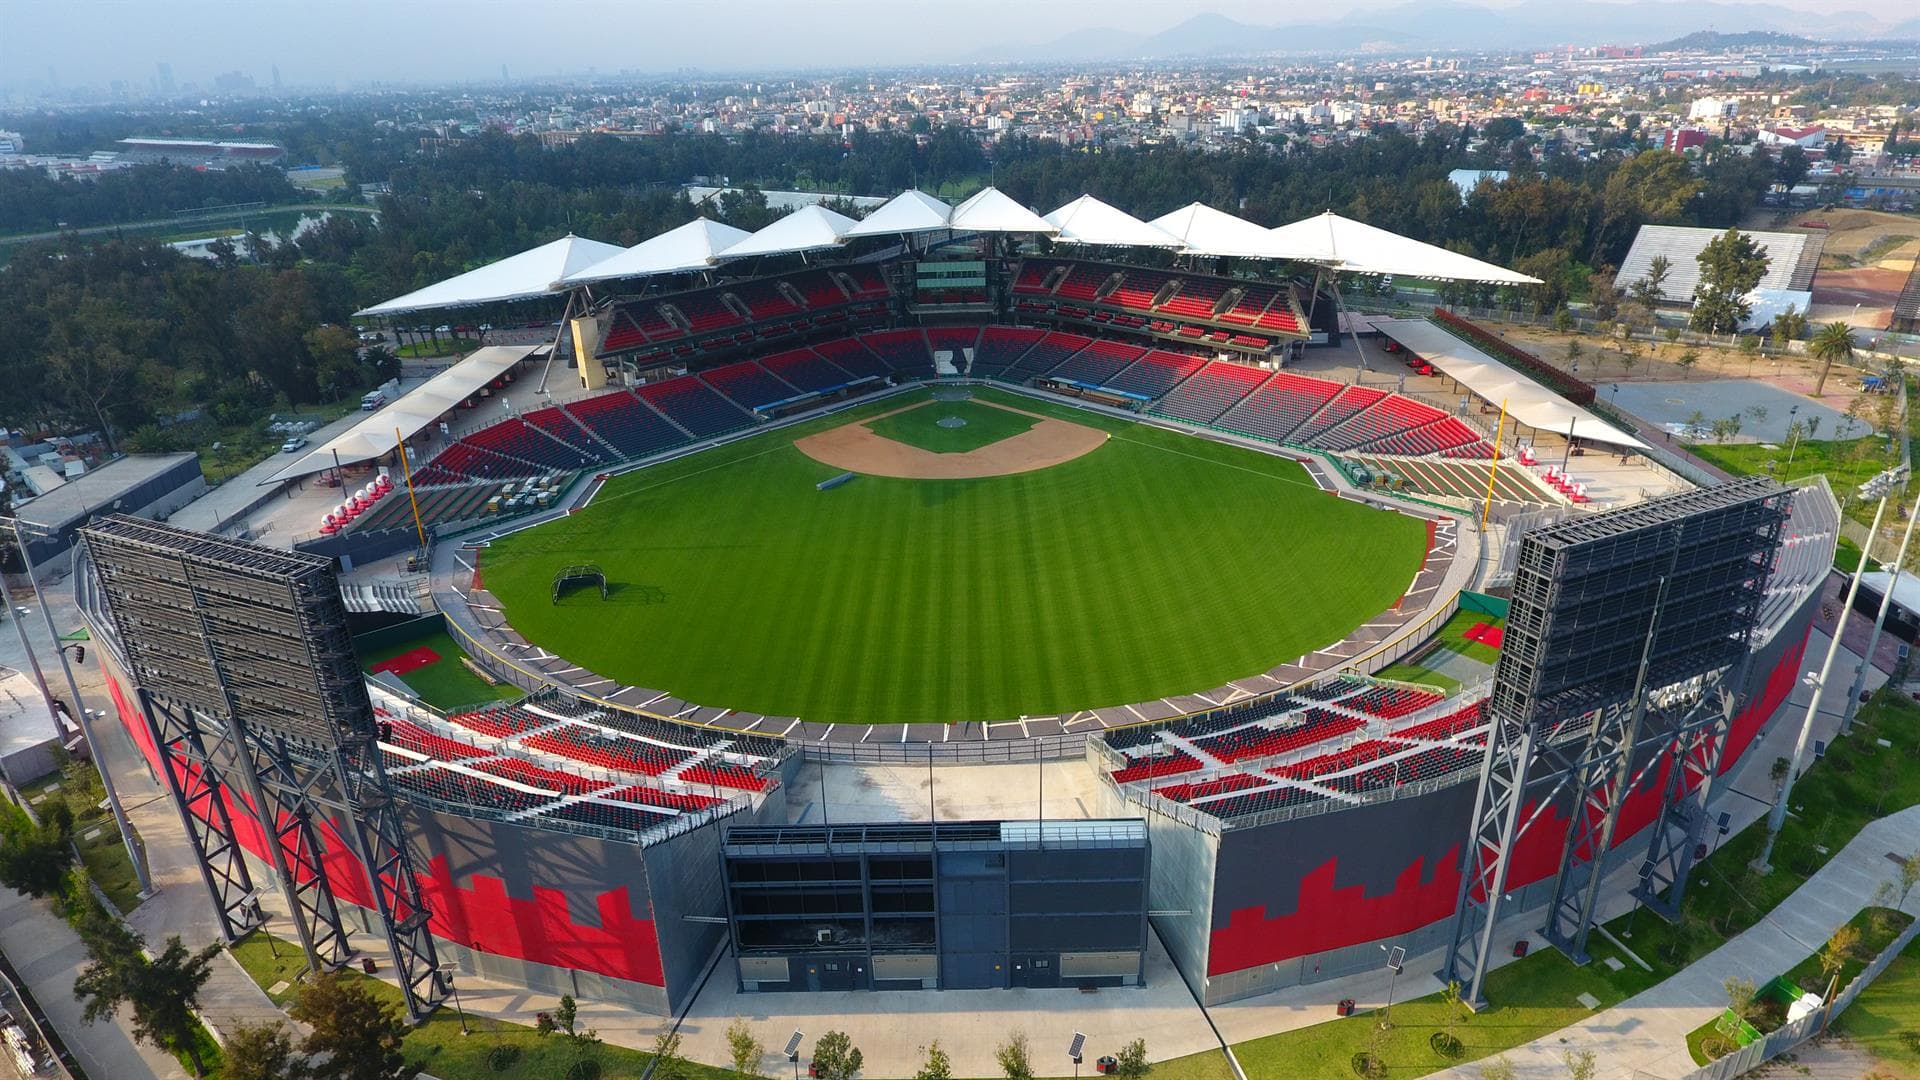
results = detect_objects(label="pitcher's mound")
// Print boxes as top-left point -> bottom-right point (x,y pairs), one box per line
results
795,398 -> 1107,479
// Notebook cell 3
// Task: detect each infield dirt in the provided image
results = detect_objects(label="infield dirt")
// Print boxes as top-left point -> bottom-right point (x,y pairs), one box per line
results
793,397 -> 1108,479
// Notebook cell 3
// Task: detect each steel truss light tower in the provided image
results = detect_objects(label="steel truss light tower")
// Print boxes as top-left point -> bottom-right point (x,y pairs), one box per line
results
1439,479 -> 1787,1007
82,516 -> 446,1020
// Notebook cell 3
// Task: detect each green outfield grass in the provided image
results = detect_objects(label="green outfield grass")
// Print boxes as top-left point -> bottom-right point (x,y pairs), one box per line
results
863,399 -> 1040,453
480,387 -> 1429,724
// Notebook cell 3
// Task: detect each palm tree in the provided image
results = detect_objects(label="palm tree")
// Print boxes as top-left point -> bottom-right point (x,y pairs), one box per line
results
1810,321 -> 1855,396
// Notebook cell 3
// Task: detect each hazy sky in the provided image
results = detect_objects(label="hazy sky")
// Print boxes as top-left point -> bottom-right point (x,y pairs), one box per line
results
4,0 -> 1907,90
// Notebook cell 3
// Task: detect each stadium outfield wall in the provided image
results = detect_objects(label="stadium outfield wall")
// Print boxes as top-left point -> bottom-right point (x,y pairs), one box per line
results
1113,580 -> 1820,1006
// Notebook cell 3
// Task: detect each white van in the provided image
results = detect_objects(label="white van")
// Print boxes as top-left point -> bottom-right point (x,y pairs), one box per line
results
360,390 -> 387,411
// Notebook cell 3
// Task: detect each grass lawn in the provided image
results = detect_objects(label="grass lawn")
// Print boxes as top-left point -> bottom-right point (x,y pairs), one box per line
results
18,761 -> 145,913
863,398 -> 1040,453
230,933 -> 725,1080
1229,686 -> 1920,1078
481,387 -> 1428,723
357,628 -> 522,712
397,337 -> 480,358
1374,609 -> 1504,694
1688,435 -> 1905,527
1835,929 -> 1920,1077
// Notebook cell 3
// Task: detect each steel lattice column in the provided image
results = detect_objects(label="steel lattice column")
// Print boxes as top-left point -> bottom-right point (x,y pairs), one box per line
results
331,739 -> 446,1021
233,728 -> 352,973
1635,688 -> 1737,921
138,690 -> 258,943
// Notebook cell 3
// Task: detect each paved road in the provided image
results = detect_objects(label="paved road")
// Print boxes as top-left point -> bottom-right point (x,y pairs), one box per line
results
0,203 -> 373,248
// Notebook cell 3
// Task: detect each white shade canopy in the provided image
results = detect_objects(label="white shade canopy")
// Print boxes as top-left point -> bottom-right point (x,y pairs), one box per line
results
1148,202 -> 1292,258
946,187 -> 1057,234
1369,319 -> 1643,449
560,218 -> 753,286
355,235 -> 626,317
264,346 -> 541,484
1268,211 -> 1541,285
717,204 -> 861,260
1043,195 -> 1183,248
842,189 -> 953,238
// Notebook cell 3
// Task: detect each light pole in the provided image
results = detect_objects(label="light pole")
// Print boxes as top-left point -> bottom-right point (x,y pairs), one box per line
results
1842,486 -> 1917,734
436,963 -> 469,1035
784,1031 -> 804,1080
1068,1031 -> 1086,1079
1785,405 -> 1801,474
1753,464 -> 1907,873
5,516 -> 153,896
1380,944 -> 1406,1028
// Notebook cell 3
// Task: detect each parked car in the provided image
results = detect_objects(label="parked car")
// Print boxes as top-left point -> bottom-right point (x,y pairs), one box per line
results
280,437 -> 308,453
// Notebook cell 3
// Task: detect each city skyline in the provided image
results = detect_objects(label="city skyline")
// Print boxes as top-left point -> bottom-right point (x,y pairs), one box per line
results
7,0 -> 1918,92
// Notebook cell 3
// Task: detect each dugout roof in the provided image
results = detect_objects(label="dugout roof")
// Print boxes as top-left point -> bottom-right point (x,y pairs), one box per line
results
264,345 -> 539,484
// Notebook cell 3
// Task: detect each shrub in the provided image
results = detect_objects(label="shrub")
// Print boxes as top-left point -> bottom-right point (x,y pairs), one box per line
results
487,1044 -> 522,1072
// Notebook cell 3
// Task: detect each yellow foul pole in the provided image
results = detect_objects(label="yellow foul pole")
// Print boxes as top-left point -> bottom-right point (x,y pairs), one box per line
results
394,427 -> 429,552
1481,399 -> 1509,528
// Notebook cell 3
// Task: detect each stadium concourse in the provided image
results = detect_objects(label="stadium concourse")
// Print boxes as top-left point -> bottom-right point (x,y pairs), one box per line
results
57,186 -> 1845,1078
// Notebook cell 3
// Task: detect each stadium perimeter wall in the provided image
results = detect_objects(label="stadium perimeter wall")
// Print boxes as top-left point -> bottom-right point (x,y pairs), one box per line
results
90,648 -> 726,1015
1141,585 -> 1819,1006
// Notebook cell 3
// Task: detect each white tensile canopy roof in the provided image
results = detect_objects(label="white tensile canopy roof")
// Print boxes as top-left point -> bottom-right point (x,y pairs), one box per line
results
1043,195 -> 1183,248
717,204 -> 861,260
264,346 -> 539,484
1269,211 -> 1541,285
946,187 -> 1056,234
561,218 -> 753,286
1149,202 -> 1290,258
354,235 -> 626,317
1368,319 -> 1645,450
842,189 -> 953,237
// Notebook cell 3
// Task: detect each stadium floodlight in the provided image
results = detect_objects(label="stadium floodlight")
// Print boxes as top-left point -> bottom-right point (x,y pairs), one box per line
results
1757,462 -> 1907,874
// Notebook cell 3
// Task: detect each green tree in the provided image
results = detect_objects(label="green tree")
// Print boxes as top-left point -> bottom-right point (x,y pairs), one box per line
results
1820,923 -> 1861,987
814,1031 -> 863,1080
74,928 -> 221,1077
1564,1047 -> 1597,1080
1724,976 -> 1757,1020
1628,253 -> 1672,314
290,970 -> 410,1080
1771,304 -> 1807,346
223,1020 -> 303,1080
1677,348 -> 1701,378
0,801 -> 76,899
1113,1037 -> 1151,1078
913,1041 -> 954,1080
1809,321 -> 1856,396
1900,852 -> 1920,907
994,1030 -> 1033,1080
555,993 -> 578,1037
1690,227 -> 1770,334
651,1029 -> 688,1080
1479,1057 -> 1518,1080
726,1017 -> 765,1077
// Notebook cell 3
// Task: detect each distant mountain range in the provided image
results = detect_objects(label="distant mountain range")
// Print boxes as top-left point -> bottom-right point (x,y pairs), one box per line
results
971,3 -> 1915,61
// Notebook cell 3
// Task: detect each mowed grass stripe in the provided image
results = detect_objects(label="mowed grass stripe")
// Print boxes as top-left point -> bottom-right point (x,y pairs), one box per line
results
483,389 -> 1428,724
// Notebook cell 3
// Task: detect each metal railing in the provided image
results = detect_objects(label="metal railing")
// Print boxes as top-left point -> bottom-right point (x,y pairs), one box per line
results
1340,591 -> 1463,677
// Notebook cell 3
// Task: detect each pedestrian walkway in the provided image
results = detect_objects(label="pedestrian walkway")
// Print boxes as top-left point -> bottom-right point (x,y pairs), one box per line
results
0,884 -> 184,1080
1438,809 -> 1920,1079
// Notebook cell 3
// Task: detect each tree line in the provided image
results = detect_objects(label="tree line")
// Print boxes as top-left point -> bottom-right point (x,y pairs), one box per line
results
0,163 -> 302,234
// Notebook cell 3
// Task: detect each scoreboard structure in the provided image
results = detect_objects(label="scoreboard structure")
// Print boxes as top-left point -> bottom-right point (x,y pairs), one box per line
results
81,516 -> 448,1020
1441,477 -> 1789,1005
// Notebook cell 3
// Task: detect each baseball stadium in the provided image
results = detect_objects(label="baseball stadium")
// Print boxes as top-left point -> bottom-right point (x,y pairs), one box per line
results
66,189 -> 1838,1057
